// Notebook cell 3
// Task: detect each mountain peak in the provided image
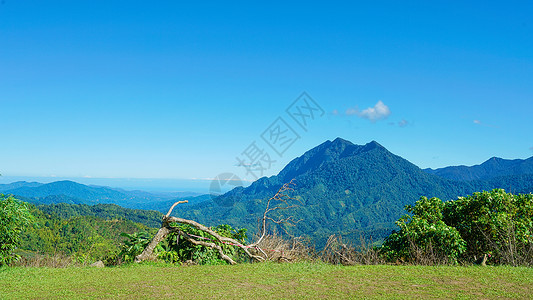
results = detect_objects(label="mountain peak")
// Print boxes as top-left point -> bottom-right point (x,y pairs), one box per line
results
331,137 -> 354,145
277,138 -> 388,181
363,140 -> 384,150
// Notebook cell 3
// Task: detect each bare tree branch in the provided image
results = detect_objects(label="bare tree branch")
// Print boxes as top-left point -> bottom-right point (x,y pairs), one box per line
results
135,180 -> 300,264
134,226 -> 177,263
178,231 -> 236,265
251,179 -> 300,248
135,200 -> 264,264
165,200 -> 188,217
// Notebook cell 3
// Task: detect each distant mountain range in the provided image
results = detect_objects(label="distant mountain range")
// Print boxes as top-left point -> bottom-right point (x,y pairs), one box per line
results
3,138 -> 533,246
423,156 -> 533,181
0,180 -> 206,210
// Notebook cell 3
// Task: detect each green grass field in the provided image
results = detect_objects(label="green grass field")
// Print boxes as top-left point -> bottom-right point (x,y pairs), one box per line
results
1,262 -> 532,299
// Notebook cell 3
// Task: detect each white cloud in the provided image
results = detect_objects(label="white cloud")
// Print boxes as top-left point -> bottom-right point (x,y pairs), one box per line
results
473,120 -> 481,124
331,109 -> 339,115
347,100 -> 391,122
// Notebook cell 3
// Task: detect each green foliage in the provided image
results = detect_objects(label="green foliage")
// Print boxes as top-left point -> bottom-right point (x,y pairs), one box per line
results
19,204 -> 151,263
118,231 -> 158,263
381,196 -> 466,263
36,203 -> 162,228
156,224 -> 248,265
0,194 -> 34,266
443,189 -> 533,264
382,189 -> 533,265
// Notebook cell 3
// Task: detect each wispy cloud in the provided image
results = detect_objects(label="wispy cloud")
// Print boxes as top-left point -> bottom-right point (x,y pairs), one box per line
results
398,119 -> 410,127
346,100 -> 391,122
388,119 -> 411,127
473,119 -> 497,128
345,108 -> 358,115
529,146 -> 533,152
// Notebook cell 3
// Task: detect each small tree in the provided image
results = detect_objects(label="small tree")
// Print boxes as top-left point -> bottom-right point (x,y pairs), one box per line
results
443,189 -> 533,265
0,194 -> 34,266
380,196 -> 466,264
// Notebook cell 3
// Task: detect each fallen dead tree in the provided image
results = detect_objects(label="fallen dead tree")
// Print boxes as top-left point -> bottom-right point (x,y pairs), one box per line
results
135,180 -> 299,264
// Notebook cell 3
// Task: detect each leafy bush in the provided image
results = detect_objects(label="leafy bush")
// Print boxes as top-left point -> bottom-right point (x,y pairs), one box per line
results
381,189 -> 533,266
443,189 -> 533,265
118,231 -> 158,263
157,224 -> 248,265
0,194 -> 34,266
380,196 -> 466,264
114,224 -> 248,265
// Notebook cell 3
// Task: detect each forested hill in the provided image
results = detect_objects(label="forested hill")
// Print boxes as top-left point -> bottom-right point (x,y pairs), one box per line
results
424,156 -> 533,181
35,203 -> 163,228
176,138 -> 533,246
18,203 -> 155,261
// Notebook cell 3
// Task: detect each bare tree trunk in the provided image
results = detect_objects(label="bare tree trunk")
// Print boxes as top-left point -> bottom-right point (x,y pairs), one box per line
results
134,181 -> 298,264
134,201 -> 263,264
135,226 -> 175,263
179,231 -> 236,265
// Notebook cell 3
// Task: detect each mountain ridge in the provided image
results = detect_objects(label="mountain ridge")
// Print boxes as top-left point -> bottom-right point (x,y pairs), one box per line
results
176,138 -> 533,246
424,156 -> 533,181
1,180 -> 205,210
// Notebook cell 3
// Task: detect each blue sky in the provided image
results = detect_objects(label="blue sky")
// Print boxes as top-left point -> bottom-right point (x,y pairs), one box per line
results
1,1 -> 532,190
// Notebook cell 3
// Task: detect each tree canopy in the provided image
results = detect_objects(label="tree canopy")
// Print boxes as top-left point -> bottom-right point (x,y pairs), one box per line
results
381,189 -> 533,265
0,194 -> 34,265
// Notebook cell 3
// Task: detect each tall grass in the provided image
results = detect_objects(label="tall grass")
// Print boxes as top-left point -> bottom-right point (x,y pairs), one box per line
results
11,251 -> 88,268
11,230 -> 533,268
320,235 -> 385,265
253,233 -> 314,262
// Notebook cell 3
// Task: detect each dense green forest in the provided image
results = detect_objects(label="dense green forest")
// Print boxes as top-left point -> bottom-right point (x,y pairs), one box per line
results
35,203 -> 162,228
2,187 -> 532,267
18,203 -> 156,262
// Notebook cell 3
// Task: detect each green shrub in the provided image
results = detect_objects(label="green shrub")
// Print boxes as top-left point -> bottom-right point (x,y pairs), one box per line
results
158,224 -> 248,265
381,189 -> 533,266
443,189 -> 533,265
117,224 -> 248,265
381,196 -> 466,264
0,194 -> 34,266
118,231 -> 158,263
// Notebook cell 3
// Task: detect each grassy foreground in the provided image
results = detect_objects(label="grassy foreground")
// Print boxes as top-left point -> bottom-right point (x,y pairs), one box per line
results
1,262 -> 532,299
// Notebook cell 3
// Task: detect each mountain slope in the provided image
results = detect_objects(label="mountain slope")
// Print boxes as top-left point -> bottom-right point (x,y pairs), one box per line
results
177,138 -> 480,246
424,156 -> 533,181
